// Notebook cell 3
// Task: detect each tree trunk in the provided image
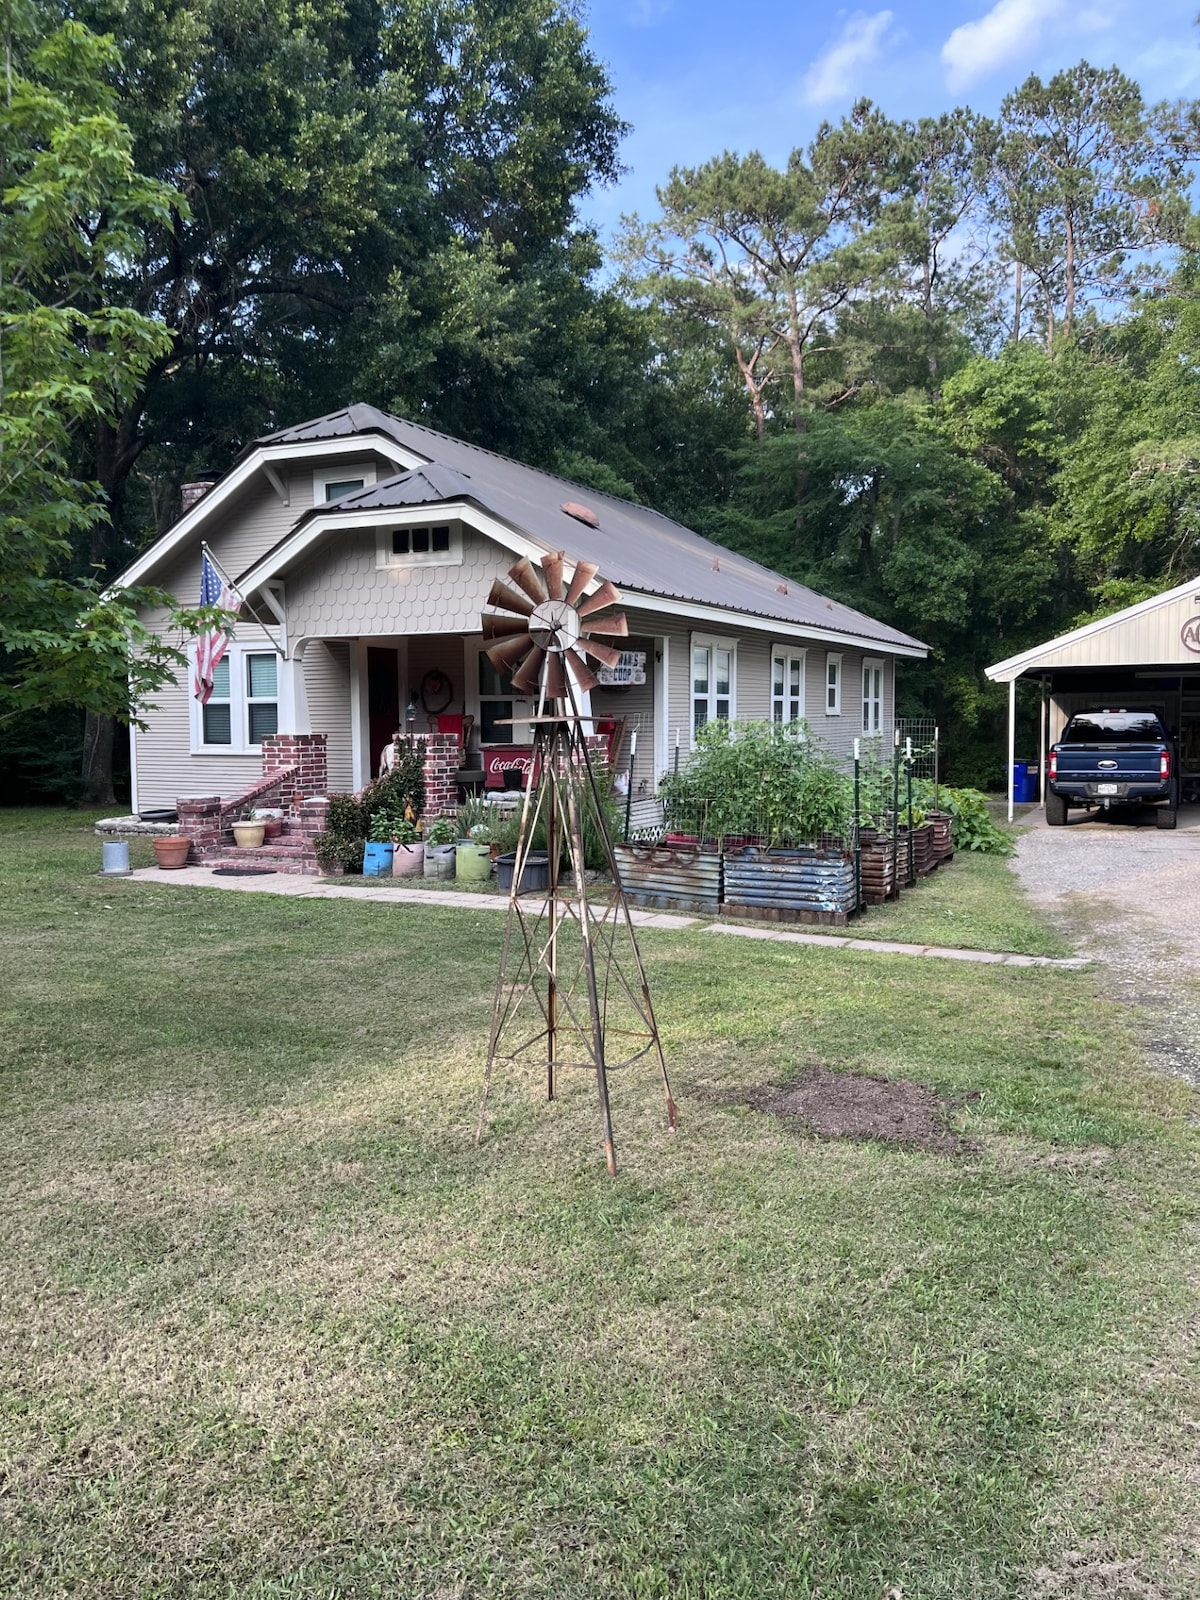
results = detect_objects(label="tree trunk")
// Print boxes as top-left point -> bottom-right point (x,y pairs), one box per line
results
1012,261 -> 1022,343
81,711 -> 116,805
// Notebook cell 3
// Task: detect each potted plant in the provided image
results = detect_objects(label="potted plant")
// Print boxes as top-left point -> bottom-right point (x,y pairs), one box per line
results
423,816 -> 457,878
153,834 -> 192,869
391,816 -> 424,878
455,798 -> 495,883
232,809 -> 265,848
363,811 -> 397,877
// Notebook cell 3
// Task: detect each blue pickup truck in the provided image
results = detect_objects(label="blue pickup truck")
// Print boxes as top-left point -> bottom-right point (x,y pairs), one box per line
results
1046,709 -> 1177,829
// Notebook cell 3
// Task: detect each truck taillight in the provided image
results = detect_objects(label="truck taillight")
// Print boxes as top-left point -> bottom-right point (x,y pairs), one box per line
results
1161,749 -> 1171,781
1049,751 -> 1057,780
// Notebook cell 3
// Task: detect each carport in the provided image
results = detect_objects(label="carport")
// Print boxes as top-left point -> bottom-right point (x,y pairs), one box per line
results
986,574 -> 1200,821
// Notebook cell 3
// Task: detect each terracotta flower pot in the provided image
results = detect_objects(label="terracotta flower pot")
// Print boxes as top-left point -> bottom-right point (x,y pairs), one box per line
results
153,835 -> 192,870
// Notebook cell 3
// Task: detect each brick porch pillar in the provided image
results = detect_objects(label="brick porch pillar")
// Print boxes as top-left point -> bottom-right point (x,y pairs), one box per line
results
262,733 -> 328,809
175,796 -> 223,860
422,732 -> 461,820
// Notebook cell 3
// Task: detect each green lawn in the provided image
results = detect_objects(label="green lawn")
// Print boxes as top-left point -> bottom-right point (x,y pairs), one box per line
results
1,809 -> 1197,1598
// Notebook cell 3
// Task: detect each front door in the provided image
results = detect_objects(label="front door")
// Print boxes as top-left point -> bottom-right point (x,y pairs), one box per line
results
367,647 -> 400,778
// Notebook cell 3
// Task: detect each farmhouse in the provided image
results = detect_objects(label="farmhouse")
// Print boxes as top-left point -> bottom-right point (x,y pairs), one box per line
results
116,406 -> 926,848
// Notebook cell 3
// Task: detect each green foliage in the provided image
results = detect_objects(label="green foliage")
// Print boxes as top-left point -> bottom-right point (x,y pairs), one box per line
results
658,721 -> 853,844
423,816 -> 457,847
360,741 -> 426,825
918,783 -> 1014,854
313,830 -> 365,873
0,6 -> 199,721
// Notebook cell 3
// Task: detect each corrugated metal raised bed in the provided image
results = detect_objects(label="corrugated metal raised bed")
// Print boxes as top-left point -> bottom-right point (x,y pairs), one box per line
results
722,846 -> 857,926
613,840 -> 722,915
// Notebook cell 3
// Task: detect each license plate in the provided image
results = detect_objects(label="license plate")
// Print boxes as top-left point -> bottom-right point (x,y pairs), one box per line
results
1096,783 -> 1119,795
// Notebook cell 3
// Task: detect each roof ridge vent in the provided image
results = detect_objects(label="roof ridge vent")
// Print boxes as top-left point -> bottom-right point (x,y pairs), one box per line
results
561,500 -> 599,528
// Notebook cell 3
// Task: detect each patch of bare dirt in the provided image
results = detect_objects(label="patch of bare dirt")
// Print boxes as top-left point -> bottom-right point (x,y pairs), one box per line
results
746,1067 -> 979,1155
1030,1547 -> 1165,1598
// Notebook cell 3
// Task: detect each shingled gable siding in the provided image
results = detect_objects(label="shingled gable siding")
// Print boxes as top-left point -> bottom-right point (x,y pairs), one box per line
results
285,525 -> 506,641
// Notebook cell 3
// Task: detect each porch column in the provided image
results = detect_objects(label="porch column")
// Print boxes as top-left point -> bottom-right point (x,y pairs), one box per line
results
1007,677 -> 1016,823
654,635 -> 669,791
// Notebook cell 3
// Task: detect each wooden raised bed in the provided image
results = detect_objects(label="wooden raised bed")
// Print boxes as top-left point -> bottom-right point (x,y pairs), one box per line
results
613,840 -> 722,916
859,831 -> 897,904
928,811 -> 954,865
722,846 -> 857,926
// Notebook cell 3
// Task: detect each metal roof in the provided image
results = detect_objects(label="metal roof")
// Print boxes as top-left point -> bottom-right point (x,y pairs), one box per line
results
257,406 -> 926,654
986,573 -> 1200,682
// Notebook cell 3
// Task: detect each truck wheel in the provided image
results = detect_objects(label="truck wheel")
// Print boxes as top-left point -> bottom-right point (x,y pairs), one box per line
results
1045,790 -> 1068,827
1156,781 -> 1178,829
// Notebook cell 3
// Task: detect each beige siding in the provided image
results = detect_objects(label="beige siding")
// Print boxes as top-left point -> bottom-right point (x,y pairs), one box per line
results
133,620 -> 275,810
1019,590 -> 1200,674
287,526 -> 512,641
302,641 -> 353,792
590,632 -> 655,776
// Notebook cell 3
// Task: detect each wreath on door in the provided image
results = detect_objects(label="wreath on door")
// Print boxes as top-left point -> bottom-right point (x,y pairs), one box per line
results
420,669 -> 454,715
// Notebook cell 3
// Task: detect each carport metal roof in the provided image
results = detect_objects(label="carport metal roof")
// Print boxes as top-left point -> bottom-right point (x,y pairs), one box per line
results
986,573 -> 1200,685
986,574 -> 1200,819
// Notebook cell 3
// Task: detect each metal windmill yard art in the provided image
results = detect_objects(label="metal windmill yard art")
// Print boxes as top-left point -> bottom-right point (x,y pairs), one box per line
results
475,550 -> 677,1175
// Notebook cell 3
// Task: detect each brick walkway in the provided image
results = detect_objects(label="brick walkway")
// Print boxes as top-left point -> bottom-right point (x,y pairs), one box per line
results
120,865 -> 1088,969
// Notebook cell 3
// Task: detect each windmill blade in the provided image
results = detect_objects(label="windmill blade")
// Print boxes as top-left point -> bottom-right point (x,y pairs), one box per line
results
581,613 -> 629,639
487,579 -> 534,618
508,557 -> 547,607
510,643 -> 546,695
482,613 -> 530,640
540,551 -> 565,601
564,560 -> 599,607
486,633 -> 536,673
577,580 -> 620,618
578,637 -> 623,668
564,649 -> 599,694
543,652 -> 567,700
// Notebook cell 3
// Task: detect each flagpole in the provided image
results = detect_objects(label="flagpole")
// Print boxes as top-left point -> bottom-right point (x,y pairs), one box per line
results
201,541 -> 285,660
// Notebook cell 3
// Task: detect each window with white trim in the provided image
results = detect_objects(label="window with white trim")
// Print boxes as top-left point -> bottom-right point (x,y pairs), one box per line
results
376,522 -> 463,569
313,462 -> 376,505
771,648 -> 806,727
194,649 -> 281,753
692,636 -> 735,737
862,657 -> 884,735
825,652 -> 842,715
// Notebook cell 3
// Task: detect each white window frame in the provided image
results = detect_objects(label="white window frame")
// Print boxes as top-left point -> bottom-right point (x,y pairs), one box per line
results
375,519 -> 464,571
770,645 -> 807,730
825,652 -> 842,716
189,644 -> 290,755
862,657 -> 884,735
691,634 -> 736,739
313,461 -> 377,506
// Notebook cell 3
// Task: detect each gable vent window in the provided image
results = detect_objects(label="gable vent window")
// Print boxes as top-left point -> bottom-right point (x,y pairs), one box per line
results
393,525 -> 451,556
377,521 -> 463,569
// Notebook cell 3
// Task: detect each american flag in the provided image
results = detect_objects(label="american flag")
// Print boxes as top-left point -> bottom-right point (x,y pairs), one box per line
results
193,551 -> 242,704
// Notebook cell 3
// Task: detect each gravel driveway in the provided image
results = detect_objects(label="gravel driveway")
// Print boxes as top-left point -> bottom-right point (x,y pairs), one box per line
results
1010,803 -> 1200,1086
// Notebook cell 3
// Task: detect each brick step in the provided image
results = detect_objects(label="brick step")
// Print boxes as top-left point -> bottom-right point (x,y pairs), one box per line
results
207,851 -> 316,876
224,839 -> 311,856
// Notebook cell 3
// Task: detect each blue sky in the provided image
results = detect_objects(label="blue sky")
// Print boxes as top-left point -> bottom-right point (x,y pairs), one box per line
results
580,0 -> 1200,239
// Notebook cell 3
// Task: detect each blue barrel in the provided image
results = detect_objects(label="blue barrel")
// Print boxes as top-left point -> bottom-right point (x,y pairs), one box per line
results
1012,760 -> 1028,802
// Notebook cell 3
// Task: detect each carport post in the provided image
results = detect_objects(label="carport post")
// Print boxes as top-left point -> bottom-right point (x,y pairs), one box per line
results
1039,679 -> 1047,806
1007,677 -> 1016,823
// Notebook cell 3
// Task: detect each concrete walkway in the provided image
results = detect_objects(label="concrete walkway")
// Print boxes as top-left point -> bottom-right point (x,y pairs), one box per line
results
120,864 -> 1088,968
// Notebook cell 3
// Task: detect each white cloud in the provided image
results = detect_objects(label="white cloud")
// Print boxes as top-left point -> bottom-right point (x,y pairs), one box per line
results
941,0 -> 1067,92
802,11 -> 894,106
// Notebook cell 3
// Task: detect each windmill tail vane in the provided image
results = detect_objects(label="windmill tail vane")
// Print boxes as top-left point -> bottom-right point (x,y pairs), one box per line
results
476,551 -> 677,1176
